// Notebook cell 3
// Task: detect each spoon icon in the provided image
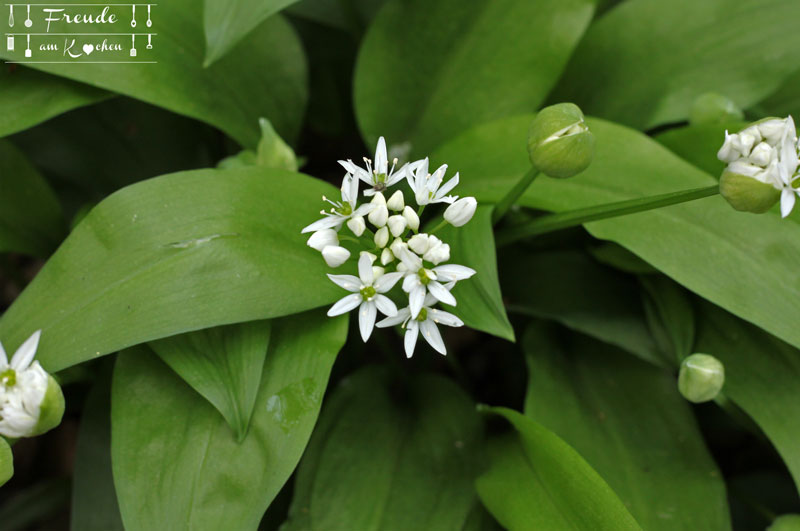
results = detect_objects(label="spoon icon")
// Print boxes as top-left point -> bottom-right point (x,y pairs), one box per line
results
131,4 -> 136,28
146,5 -> 151,27
24,5 -> 32,28
8,5 -> 14,28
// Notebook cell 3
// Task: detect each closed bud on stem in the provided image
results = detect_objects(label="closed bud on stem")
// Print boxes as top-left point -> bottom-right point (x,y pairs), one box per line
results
381,248 -> 394,265
678,353 -> 725,403
402,206 -> 420,232
306,229 -> 338,251
444,197 -> 477,227
387,215 -> 407,237
689,93 -> 744,125
372,266 -> 385,279
387,190 -> 405,211
347,216 -> 366,236
321,246 -> 350,267
368,193 -> 389,227
374,226 -> 389,248
528,103 -> 595,179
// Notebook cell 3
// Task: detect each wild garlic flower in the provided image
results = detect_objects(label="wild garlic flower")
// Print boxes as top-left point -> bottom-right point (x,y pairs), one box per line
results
377,290 -> 464,358
0,331 -> 64,439
338,137 -> 420,196
327,254 -> 402,341
408,158 -> 459,206
302,136 -> 478,357
717,116 -> 800,217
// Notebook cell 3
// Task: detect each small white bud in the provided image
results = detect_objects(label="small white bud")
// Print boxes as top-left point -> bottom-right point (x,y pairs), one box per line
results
402,206 -> 420,232
374,226 -> 389,248
749,142 -> 773,167
408,233 -> 431,254
360,251 -> 377,263
372,266 -> 385,279
368,199 -> 389,227
390,238 -> 408,258
396,262 -> 408,273
321,246 -> 350,267
306,229 -> 338,251
387,190 -> 405,211
758,119 -> 785,144
716,132 -> 739,163
734,131 -> 757,156
444,197 -> 478,227
347,216 -> 366,237
387,215 -> 407,237
370,191 -> 387,207
423,242 -> 450,265
381,248 -> 394,265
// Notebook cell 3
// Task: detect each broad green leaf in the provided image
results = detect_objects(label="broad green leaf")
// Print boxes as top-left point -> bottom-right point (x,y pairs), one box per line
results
0,2 -> 308,147
204,0 -> 299,66
655,122 -> 745,176
589,242 -> 657,275
553,0 -> 800,129
523,323 -> 731,530
0,67 -> 109,138
150,321 -> 272,440
0,167 -> 342,372
0,140 -> 64,256
284,366 -> 484,531
354,0 -> 594,155
694,300 -> 800,492
500,248 -> 665,367
436,206 -> 514,342
71,370 -> 124,531
639,275 -> 695,364
431,114 -> 800,354
756,68 -> 800,118
112,311 -> 347,531
0,438 -> 11,487
476,407 -> 642,531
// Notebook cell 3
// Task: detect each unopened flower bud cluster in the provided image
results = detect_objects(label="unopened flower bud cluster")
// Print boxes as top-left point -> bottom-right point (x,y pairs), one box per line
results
301,138 -> 477,358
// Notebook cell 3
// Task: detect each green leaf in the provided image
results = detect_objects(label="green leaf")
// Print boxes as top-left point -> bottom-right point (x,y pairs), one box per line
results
655,122 -> 746,176
476,407 -> 642,531
694,300 -> 800,492
553,0 -> 800,129
523,323 -> 731,531
0,1 -> 308,147
284,366 -> 484,531
431,114 -> 800,354
354,0 -> 594,155
0,478 -> 70,530
111,311 -> 347,531
436,206 -> 514,341
501,248 -> 665,367
0,67 -> 109,138
203,0 -> 299,66
150,321 -> 271,440
71,369 -> 124,531
639,275 -> 695,364
0,140 -> 64,257
0,167 -> 342,372
756,68 -> 800,118
0,438 -> 11,487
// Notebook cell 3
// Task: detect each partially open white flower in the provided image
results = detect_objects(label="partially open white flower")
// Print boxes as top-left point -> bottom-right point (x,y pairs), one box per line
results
0,331 -> 64,439
322,246 -> 350,267
408,158 -> 459,206
327,254 -> 403,341
302,174 -> 374,233
338,137 -> 421,196
376,291 -> 463,358
398,249 -> 475,318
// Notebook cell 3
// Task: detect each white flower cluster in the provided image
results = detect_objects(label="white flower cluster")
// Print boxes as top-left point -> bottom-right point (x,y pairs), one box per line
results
0,331 -> 48,438
717,116 -> 800,217
301,138 -> 478,358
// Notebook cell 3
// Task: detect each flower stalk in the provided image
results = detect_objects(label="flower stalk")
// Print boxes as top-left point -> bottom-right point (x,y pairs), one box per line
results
491,167 -> 540,225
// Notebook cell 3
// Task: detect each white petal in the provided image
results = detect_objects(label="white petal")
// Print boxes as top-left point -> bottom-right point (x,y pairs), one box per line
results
375,272 -> 403,293
377,307 -> 411,328
358,253 -> 374,284
432,264 -> 476,282
436,173 -> 459,199
307,229 -> 339,251
428,281 -> 457,306
322,246 -> 351,268
353,203 -> 375,218
11,330 -> 41,371
0,341 -> 6,367
327,274 -> 361,292
423,291 -> 439,307
374,137 -> 388,176
429,308 -> 463,327
374,294 -> 398,317
409,286 -> 426,318
359,301 -> 377,342
781,188 -> 796,218
327,294 -> 362,316
420,319 -> 446,355
301,215 -> 343,234
404,321 -> 419,358
402,273 -> 421,293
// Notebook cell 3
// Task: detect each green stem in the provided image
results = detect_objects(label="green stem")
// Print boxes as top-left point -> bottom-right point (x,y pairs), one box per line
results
496,185 -> 719,247
428,219 -> 449,234
492,167 -> 540,225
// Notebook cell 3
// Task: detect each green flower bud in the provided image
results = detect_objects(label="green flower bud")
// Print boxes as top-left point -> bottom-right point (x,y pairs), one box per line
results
0,437 -> 12,487
30,375 -> 65,437
678,353 -> 725,403
689,93 -> 744,125
767,515 -> 800,531
255,117 -> 298,172
719,170 -> 781,213
528,103 -> 595,179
